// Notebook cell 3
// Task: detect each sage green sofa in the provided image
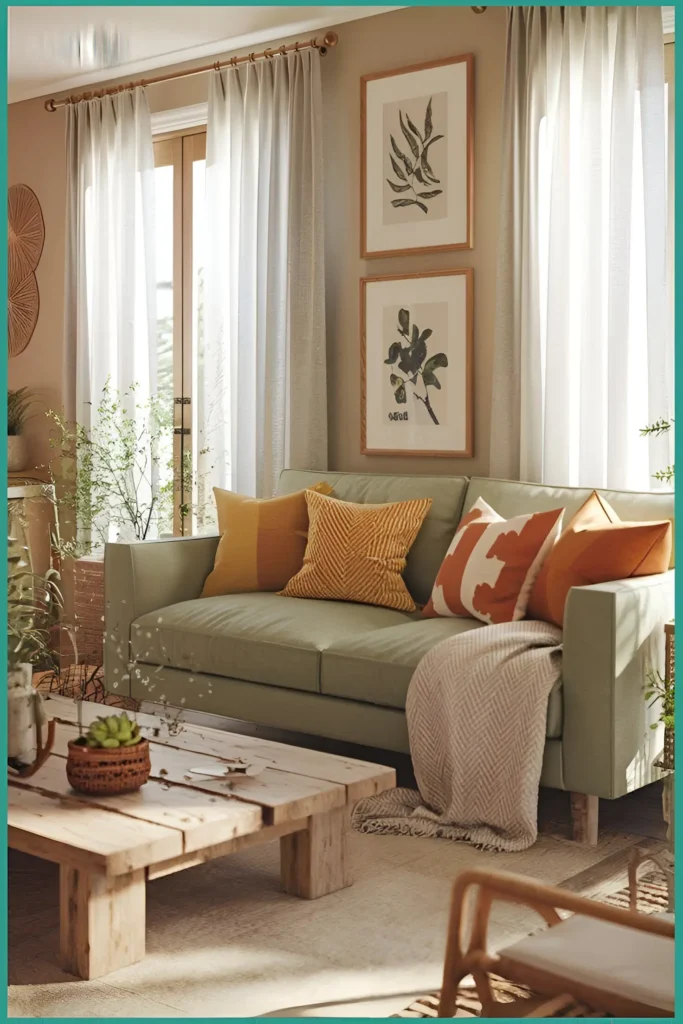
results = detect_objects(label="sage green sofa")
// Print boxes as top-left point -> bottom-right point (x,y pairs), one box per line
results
104,470 -> 674,837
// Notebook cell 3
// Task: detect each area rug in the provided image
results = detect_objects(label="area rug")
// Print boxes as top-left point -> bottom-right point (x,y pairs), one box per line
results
391,874 -> 668,1019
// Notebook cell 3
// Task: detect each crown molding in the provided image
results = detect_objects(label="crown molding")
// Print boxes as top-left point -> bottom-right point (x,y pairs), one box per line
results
10,7 -> 405,104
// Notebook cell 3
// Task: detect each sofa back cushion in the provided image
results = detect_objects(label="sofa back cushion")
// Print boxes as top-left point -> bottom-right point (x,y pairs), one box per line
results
276,470 -> 469,604
463,478 -> 675,567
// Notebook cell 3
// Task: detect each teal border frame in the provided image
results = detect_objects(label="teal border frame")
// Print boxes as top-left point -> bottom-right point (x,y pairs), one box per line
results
1,1 -> 679,1021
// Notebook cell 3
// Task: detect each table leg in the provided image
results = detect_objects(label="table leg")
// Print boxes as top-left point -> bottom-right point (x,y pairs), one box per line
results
280,807 -> 350,899
60,864 -> 146,979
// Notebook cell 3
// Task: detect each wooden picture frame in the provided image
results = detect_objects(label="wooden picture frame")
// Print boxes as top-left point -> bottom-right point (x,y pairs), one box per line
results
361,54 -> 474,259
361,268 -> 473,457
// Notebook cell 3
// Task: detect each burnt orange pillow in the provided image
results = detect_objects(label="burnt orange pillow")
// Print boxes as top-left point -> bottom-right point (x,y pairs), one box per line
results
527,492 -> 672,626
201,482 -> 333,597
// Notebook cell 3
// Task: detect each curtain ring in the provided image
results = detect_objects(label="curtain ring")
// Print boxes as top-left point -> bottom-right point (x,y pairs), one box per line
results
231,56 -> 238,68
294,41 -> 300,52
279,45 -> 287,57
248,52 -> 256,62
213,60 -> 221,72
264,47 -> 273,59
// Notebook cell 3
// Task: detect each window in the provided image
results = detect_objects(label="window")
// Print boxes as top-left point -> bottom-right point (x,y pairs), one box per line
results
153,128 -> 206,534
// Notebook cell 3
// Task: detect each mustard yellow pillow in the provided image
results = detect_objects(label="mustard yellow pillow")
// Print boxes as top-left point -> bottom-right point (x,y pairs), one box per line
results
278,489 -> 432,612
201,483 -> 333,598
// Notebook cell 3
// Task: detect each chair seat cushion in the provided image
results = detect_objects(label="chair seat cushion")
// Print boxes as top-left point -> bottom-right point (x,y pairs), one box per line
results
131,593 -> 411,693
500,914 -> 674,1014
321,618 -> 563,736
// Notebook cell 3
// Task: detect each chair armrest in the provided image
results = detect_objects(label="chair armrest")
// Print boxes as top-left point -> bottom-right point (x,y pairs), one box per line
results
562,571 -> 674,799
104,535 -> 219,693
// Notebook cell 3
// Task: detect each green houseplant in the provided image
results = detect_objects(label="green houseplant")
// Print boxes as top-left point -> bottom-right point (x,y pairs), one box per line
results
640,416 -> 674,904
8,537 -> 60,773
7,387 -> 35,473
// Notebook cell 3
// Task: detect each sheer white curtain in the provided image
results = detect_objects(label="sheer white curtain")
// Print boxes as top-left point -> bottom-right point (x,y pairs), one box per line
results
63,87 -> 157,431
490,7 -> 671,490
201,48 -> 327,500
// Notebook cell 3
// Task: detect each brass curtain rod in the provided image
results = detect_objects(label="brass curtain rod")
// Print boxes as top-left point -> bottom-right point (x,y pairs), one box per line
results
45,31 -> 339,111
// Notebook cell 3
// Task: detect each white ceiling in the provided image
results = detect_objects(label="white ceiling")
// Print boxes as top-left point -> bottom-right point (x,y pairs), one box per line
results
8,6 -> 400,103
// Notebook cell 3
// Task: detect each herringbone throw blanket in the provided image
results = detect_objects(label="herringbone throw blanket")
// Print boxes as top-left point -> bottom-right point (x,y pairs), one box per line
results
352,621 -> 563,851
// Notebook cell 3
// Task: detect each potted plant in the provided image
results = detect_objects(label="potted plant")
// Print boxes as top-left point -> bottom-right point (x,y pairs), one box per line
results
67,711 -> 150,795
8,537 -> 60,774
7,387 -> 35,473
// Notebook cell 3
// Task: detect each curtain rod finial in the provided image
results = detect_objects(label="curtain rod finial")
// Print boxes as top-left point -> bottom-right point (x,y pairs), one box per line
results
44,98 -> 57,112
323,31 -> 338,48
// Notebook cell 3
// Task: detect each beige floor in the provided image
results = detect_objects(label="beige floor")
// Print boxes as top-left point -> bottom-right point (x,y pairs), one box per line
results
9,777 -> 665,1019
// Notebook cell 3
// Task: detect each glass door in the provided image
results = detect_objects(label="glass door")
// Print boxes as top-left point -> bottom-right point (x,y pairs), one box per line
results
153,129 -> 206,535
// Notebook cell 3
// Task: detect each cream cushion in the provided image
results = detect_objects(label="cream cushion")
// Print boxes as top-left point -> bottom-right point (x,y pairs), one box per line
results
500,914 -> 674,1013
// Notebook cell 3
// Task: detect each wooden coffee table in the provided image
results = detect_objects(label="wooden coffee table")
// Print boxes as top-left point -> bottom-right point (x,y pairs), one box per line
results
8,697 -> 395,980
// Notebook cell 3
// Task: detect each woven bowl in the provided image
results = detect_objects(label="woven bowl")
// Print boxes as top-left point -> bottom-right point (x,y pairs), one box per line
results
66,738 -> 151,795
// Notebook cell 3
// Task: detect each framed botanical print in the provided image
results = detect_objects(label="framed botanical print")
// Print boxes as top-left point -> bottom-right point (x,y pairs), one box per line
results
361,268 -> 473,457
361,54 -> 474,258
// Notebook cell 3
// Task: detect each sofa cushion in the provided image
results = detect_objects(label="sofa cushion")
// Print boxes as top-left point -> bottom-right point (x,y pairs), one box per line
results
321,617 -> 563,738
131,593 -> 411,694
465,477 -> 675,566
276,469 -> 469,606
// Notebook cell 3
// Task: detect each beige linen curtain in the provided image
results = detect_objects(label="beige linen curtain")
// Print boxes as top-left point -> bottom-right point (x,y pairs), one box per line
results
490,7 -> 671,490
202,48 -> 327,499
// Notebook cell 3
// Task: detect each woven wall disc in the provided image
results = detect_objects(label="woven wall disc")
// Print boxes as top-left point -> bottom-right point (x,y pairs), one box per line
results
8,184 -> 45,289
8,271 -> 39,356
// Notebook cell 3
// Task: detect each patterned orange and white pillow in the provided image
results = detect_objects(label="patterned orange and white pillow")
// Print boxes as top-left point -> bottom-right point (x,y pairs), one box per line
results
422,498 -> 564,624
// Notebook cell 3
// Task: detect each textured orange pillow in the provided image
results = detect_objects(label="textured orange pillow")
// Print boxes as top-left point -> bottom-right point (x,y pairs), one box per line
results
527,491 -> 673,626
201,482 -> 333,597
422,498 -> 565,624
278,489 -> 432,611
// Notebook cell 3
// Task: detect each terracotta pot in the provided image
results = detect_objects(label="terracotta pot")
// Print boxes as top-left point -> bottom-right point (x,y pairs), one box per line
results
7,434 -> 28,473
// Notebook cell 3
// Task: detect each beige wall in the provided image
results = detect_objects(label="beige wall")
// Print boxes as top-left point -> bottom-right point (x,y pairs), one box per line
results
8,100 -> 67,469
8,6 -> 506,477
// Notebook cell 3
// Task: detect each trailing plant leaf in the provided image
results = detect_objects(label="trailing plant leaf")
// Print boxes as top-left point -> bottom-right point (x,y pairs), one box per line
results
421,151 -> 440,184
423,352 -> 448,374
391,198 -> 428,213
389,155 -> 407,182
386,180 -> 411,193
390,135 -> 413,177
399,111 -> 420,158
405,112 -> 423,143
8,388 -> 36,435
385,342 -> 402,365
398,309 -> 410,336
424,97 -> 433,141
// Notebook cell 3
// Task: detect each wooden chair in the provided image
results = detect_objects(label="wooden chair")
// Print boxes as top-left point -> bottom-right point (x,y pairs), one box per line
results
438,868 -> 674,1018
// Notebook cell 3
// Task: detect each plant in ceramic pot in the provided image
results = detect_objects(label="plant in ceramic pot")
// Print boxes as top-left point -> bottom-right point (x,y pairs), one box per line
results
7,387 -> 35,473
8,537 -> 60,774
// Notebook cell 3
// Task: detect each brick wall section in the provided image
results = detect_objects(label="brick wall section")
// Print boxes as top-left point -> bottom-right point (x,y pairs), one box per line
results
73,555 -> 105,666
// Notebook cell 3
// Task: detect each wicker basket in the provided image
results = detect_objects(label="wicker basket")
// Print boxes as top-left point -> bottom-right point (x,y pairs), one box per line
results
66,738 -> 151,795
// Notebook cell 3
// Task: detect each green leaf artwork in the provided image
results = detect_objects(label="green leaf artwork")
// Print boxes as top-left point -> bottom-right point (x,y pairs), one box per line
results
384,309 -> 448,425
386,98 -> 444,215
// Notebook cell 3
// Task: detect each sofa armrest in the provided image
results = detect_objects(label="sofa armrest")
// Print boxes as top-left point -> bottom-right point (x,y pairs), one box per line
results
104,535 -> 219,693
562,570 -> 674,799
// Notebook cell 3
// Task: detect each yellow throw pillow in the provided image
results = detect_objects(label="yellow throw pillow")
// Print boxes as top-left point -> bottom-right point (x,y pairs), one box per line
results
201,483 -> 333,598
278,489 -> 432,612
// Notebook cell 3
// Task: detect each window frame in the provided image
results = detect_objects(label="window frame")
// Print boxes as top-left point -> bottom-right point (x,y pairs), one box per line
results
153,127 -> 206,534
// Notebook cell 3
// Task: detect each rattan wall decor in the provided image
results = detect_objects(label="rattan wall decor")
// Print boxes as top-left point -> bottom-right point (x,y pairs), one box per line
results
8,184 -> 44,357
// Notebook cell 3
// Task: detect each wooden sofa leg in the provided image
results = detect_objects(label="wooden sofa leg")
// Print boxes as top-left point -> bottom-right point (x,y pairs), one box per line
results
570,792 -> 599,845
